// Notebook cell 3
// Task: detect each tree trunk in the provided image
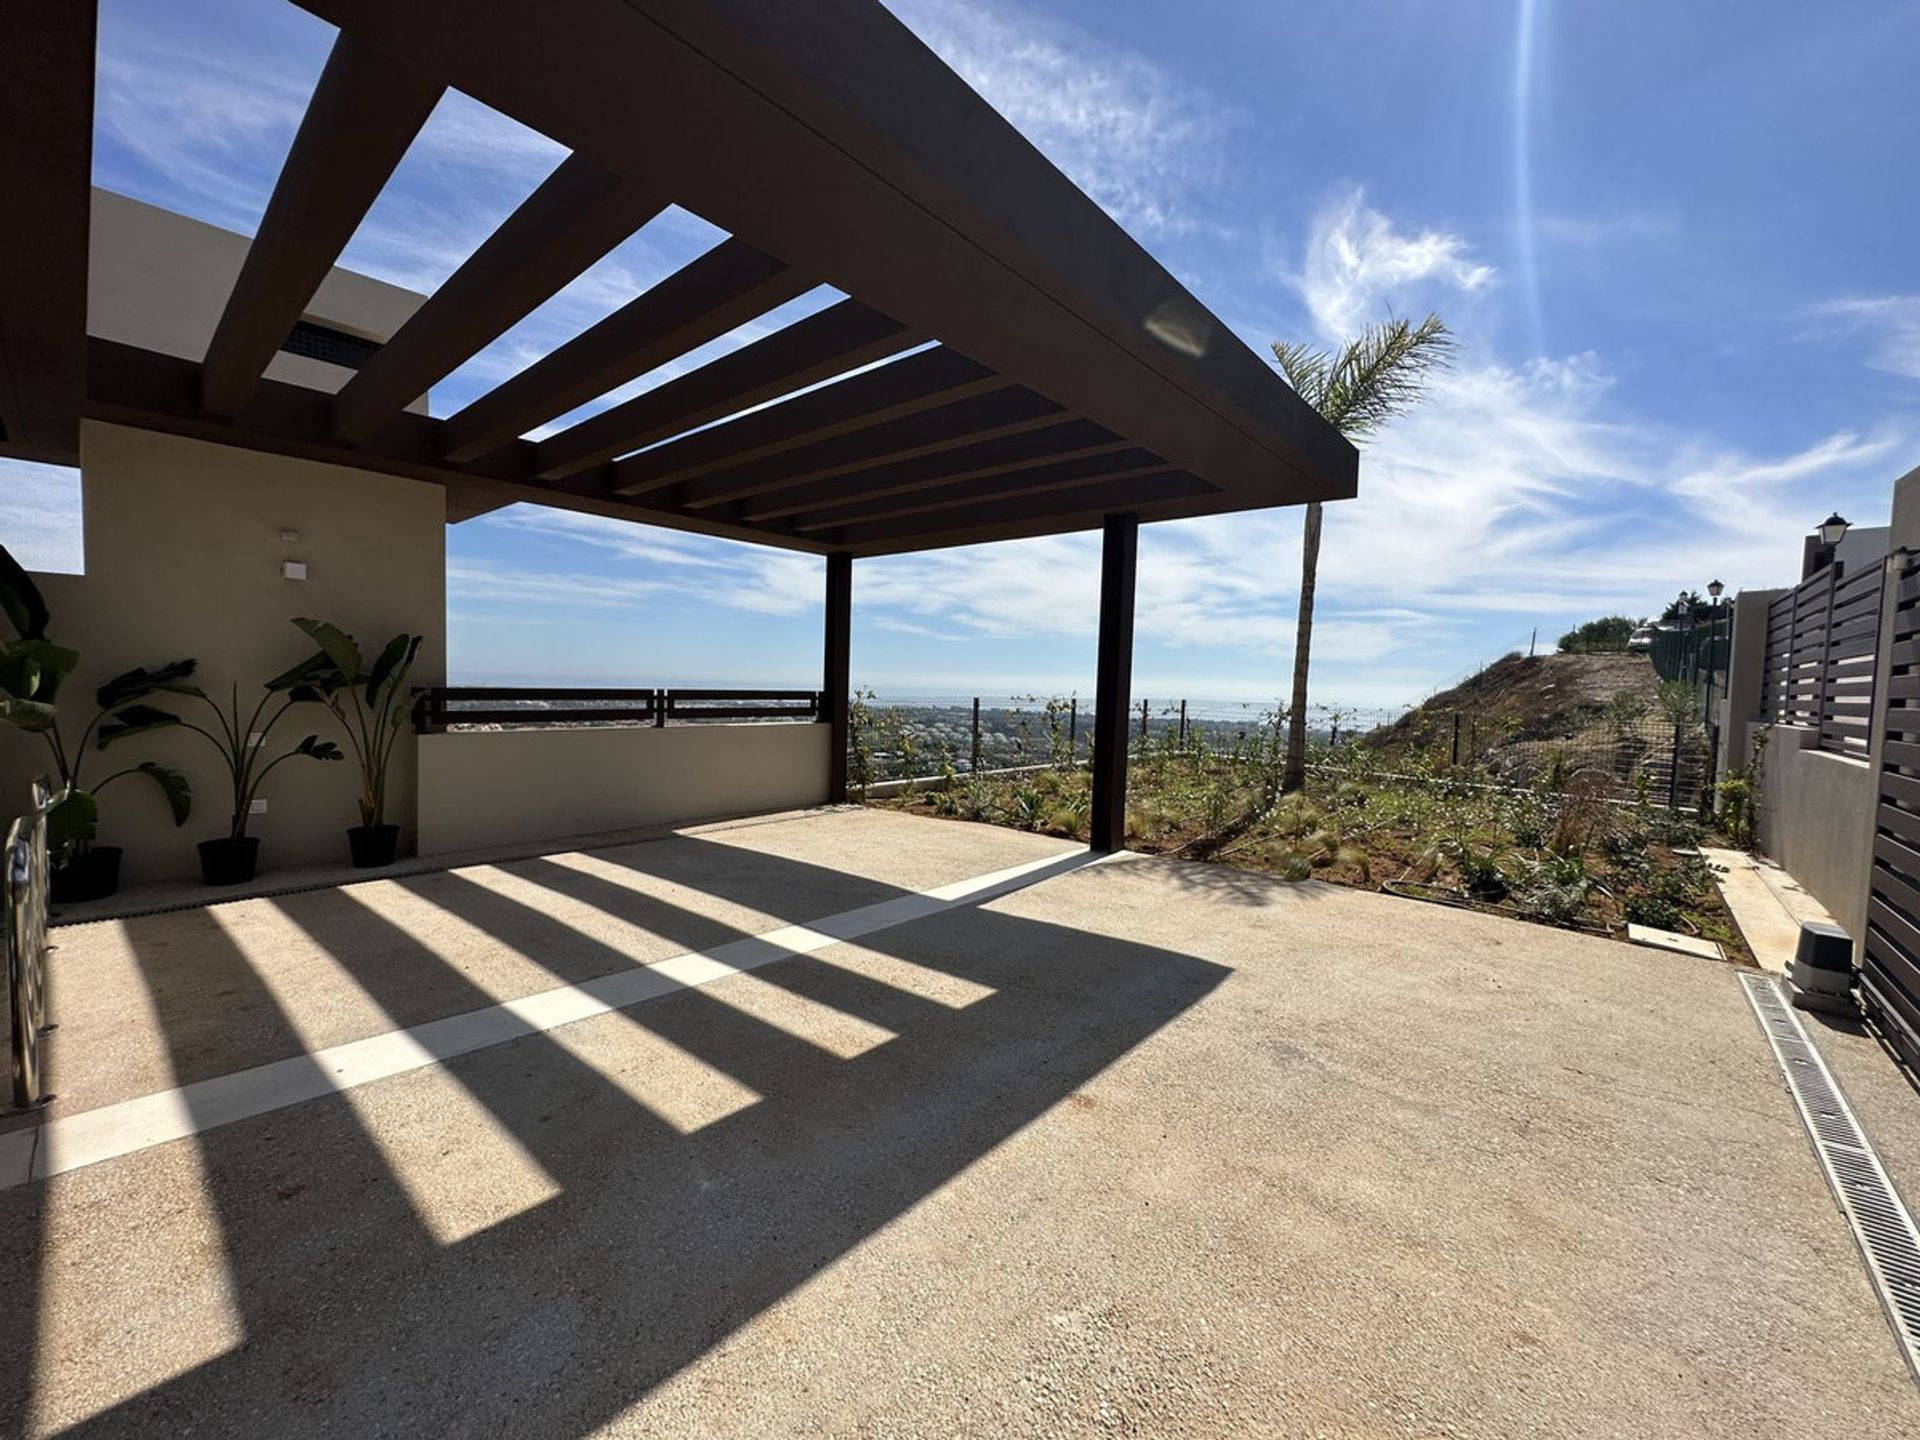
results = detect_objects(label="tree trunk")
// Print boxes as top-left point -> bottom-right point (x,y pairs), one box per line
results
1281,500 -> 1322,793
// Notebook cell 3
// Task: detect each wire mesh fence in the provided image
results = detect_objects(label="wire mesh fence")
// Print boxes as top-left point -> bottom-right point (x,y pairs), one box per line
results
849,694 -> 1402,784
851,691 -> 1714,811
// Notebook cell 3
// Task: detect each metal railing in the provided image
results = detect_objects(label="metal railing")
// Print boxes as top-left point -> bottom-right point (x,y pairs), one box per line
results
6,778 -> 55,1112
415,687 -> 824,733
1763,558 -> 1887,757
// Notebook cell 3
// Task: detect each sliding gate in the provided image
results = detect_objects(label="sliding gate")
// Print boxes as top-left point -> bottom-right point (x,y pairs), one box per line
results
1866,554 -> 1920,1071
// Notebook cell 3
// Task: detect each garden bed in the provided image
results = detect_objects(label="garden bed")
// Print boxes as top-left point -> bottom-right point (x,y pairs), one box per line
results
866,740 -> 1752,963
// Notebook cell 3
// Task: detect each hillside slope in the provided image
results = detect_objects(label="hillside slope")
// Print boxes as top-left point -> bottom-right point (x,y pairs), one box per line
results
1366,651 -> 1667,763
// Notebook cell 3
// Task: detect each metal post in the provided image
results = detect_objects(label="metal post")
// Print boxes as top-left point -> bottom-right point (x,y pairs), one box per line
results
970,697 -> 982,774
1668,723 -> 1682,810
1090,514 -> 1139,853
824,553 -> 852,802
1178,699 -> 1188,750
1069,697 -> 1078,760
1451,713 -> 1461,766
1138,697 -> 1148,738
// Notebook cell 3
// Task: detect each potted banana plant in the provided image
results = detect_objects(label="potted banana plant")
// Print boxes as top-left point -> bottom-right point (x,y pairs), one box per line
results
0,544 -> 194,901
273,618 -> 422,868
175,672 -> 343,885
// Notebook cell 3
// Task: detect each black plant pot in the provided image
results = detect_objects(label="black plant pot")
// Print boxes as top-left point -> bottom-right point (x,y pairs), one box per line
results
347,823 -> 400,869
198,836 -> 260,887
51,846 -> 122,904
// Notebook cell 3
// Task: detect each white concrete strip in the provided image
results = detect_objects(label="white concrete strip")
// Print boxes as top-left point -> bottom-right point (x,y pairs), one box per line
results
0,847 -> 1100,1190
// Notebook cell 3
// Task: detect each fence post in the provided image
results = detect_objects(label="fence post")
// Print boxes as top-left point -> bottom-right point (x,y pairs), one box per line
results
1813,561 -> 1844,739
1139,698 -> 1148,737
1668,722 -> 1682,810
1178,699 -> 1188,750
1069,697 -> 1078,760
970,697 -> 982,774
1450,713 -> 1461,766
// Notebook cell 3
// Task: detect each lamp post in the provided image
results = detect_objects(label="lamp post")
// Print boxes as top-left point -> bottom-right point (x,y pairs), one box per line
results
1703,579 -> 1725,725
1803,512 -> 1851,578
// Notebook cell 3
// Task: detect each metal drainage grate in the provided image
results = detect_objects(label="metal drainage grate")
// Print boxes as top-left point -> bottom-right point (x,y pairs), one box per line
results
1741,972 -> 1920,1382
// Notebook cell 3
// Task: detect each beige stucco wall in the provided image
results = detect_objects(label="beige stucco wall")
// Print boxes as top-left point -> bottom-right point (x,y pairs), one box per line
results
416,723 -> 831,855
88,188 -> 427,403
1754,724 -> 1877,945
0,422 -> 448,880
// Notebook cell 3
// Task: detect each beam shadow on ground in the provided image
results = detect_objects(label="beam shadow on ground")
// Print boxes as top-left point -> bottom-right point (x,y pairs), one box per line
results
4,836 -> 1228,1436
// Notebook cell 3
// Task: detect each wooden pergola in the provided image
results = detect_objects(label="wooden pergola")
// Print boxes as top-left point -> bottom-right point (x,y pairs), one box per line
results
0,0 -> 1356,852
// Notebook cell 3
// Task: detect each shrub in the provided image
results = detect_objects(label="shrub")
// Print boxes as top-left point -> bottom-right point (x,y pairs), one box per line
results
1558,616 -> 1637,653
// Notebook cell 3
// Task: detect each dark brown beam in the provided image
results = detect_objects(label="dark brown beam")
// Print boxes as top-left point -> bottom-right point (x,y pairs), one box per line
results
826,472 -> 1216,551
1089,514 -> 1138,853
0,0 -> 95,463
791,451 -> 1172,532
671,388 -> 1067,510
738,419 -> 1127,522
86,338 -> 833,555
332,155 -> 667,443
533,297 -> 920,483
439,237 -> 812,463
200,33 -> 444,417
609,346 -> 1006,495
824,552 -> 852,803
291,0 -> 1358,507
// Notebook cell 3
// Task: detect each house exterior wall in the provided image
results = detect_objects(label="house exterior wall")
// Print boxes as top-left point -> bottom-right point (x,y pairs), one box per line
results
88,188 -> 427,404
0,422 -> 449,880
415,723 -> 832,855
1753,724 -> 1876,944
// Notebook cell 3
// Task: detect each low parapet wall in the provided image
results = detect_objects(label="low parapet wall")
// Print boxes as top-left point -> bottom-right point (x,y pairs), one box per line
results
1754,723 -> 1876,946
415,722 -> 832,855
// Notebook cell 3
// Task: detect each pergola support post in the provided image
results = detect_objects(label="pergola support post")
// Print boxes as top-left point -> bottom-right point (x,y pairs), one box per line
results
1089,513 -> 1139,853
825,551 -> 853,803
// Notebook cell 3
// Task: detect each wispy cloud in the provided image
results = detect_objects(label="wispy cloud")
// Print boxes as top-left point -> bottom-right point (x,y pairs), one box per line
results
1291,188 -> 1496,339
1810,296 -> 1920,381
883,0 -> 1228,238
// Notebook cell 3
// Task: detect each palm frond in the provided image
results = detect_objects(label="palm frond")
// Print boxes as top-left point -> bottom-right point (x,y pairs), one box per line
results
1270,313 -> 1454,441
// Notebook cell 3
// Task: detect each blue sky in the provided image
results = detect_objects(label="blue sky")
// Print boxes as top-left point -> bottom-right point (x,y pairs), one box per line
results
3,0 -> 1917,709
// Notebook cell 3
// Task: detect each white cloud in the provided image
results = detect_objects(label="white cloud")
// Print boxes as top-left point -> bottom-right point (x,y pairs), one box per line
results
0,461 -> 85,575
465,508 -> 822,617
884,0 -> 1227,238
1811,296 -> 1920,381
1293,188 -> 1496,339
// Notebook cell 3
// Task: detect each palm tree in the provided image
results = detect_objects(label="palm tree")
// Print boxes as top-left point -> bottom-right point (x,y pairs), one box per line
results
1271,313 -> 1454,791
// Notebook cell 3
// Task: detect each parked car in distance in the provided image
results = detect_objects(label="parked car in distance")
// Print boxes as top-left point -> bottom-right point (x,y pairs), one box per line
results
1628,624 -> 1656,653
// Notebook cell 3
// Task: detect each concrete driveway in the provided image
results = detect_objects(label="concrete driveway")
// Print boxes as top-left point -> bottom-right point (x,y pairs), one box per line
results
0,807 -> 1913,1437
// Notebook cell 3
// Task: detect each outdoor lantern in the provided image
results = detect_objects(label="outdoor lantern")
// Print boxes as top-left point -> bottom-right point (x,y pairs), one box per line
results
1708,579 -> 1724,599
1819,512 -> 1851,546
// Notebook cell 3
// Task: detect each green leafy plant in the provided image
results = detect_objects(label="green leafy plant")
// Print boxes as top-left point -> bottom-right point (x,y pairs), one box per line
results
174,681 -> 342,842
0,544 -> 194,862
1716,729 -> 1767,851
272,619 -> 422,829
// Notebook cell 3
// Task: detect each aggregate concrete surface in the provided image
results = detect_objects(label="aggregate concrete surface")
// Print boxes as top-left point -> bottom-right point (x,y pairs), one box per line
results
0,808 -> 1913,1438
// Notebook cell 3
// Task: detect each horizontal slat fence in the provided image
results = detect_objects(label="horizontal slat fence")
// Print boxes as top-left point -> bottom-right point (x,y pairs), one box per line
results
1865,553 -> 1920,1072
1762,558 -> 1886,757
415,687 -> 822,732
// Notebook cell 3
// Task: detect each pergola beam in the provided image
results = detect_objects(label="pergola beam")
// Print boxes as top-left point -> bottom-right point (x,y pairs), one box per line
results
609,346 -> 1005,496
332,155 -> 666,442
289,0 -> 1358,505
200,33 -> 444,417
790,451 -> 1172,532
826,472 -> 1213,550
532,297 -> 921,483
736,420 -> 1128,522
439,237 -> 812,463
0,0 -> 95,463
671,388 -> 1067,510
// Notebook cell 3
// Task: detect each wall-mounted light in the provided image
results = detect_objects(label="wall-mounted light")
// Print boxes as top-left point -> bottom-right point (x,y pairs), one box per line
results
282,560 -> 308,581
